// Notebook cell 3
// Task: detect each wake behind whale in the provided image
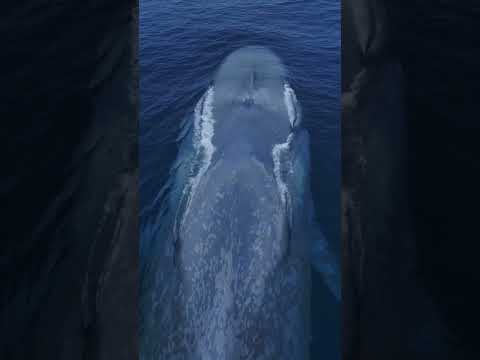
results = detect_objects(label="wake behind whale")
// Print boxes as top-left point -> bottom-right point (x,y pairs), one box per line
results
141,46 -> 339,360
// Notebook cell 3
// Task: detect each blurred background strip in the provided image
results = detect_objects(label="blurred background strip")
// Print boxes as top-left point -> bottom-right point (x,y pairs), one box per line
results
1,2 -> 139,359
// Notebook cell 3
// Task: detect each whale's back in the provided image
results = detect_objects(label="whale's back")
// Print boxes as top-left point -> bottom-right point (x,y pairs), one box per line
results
177,155 -> 310,359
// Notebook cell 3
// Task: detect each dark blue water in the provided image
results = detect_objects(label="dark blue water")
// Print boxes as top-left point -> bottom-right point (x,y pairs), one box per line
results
140,0 -> 340,358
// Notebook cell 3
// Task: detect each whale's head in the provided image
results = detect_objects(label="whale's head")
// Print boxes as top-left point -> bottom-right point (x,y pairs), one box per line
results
207,46 -> 300,167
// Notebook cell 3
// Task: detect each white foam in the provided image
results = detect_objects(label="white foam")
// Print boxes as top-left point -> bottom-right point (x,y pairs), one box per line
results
272,133 -> 293,205
197,87 -> 216,175
283,82 -> 299,127
272,82 -> 299,205
183,87 -> 216,219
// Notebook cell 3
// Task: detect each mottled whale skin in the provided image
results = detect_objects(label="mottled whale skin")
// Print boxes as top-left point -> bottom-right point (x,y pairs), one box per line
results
141,46 -> 339,360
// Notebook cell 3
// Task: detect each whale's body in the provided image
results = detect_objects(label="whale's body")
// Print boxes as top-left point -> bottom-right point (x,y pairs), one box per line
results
141,46 -> 339,360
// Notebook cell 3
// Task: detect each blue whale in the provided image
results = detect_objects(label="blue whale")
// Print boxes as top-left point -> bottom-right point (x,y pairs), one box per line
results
141,46 -> 340,360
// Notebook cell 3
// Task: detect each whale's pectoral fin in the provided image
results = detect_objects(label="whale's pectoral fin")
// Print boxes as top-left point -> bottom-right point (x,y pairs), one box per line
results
286,128 -> 340,298
310,224 -> 341,301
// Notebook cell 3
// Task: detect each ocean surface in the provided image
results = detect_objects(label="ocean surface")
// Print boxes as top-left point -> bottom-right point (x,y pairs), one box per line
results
139,0 -> 340,358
